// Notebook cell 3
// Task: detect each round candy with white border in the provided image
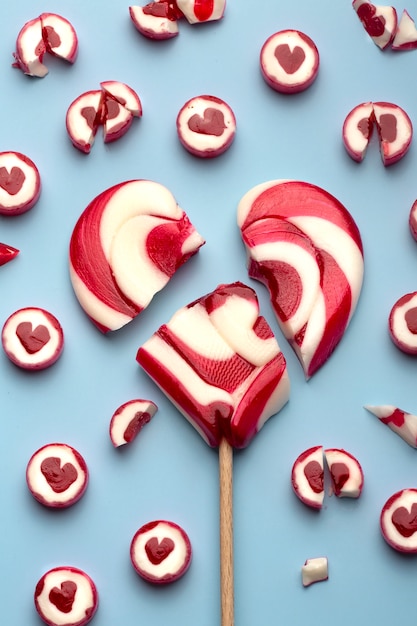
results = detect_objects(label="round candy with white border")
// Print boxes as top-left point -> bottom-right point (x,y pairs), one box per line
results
130,520 -> 192,583
176,95 -> 236,157
2,307 -> 64,370
260,29 -> 319,94
26,443 -> 88,508
0,151 -> 41,215
34,566 -> 98,626
380,488 -> 417,552
389,292 -> 417,354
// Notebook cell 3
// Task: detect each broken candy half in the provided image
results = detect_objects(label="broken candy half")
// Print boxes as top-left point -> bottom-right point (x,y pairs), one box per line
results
237,180 -> 364,379
109,399 -> 158,447
291,445 -> 324,509
69,180 -> 205,332
353,0 -> 397,49
136,282 -> 290,449
365,404 -> 417,448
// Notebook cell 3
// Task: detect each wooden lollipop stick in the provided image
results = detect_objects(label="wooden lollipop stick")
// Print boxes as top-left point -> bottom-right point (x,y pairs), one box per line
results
219,437 -> 234,626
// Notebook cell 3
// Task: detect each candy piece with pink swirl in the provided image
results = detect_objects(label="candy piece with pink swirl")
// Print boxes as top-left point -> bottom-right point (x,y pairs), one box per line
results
238,180 -> 364,379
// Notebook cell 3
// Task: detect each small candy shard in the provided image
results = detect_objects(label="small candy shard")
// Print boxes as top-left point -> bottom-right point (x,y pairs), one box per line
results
0,151 -> 41,215
130,520 -> 192,583
109,399 -> 158,447
136,282 -> 290,449
365,404 -> 417,447
237,180 -> 364,378
380,488 -> 417,552
34,566 -> 98,626
388,292 -> 417,354
301,557 -> 328,587
353,0 -> 398,49
0,243 -> 19,266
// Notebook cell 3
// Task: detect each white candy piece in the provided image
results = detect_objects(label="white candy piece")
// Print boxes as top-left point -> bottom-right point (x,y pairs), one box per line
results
392,10 -> 417,50
129,4 -> 180,39
353,0 -> 397,49
109,399 -> 158,447
177,0 -> 226,23
388,291 -> 417,354
365,404 -> 417,448
291,445 -> 324,509
0,151 -> 41,215
301,557 -> 328,587
324,448 -> 364,498
342,102 -> 374,162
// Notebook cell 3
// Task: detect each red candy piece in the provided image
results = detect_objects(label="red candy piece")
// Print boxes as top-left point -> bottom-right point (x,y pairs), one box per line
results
0,242 -> 19,266
109,399 -> 158,447
176,0 -> 226,23
389,291 -> 417,354
34,566 -> 98,626
291,445 -> 324,509
26,443 -> 88,508
380,489 -> 417,552
130,520 -> 192,583
0,151 -> 41,215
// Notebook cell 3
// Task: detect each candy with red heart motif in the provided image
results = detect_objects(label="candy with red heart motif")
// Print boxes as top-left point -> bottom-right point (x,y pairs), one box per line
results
2,307 -> 64,370
238,180 -> 364,379
66,90 -> 102,154
365,404 -> 417,448
353,0 -> 397,49
129,2 -> 182,39
176,0 -> 226,23
342,101 -> 374,162
136,282 -> 290,449
12,13 -> 78,78
380,488 -> 417,552
260,29 -> 319,94
100,81 -> 143,117
392,9 -> 417,50
102,98 -> 134,144
0,151 -> 41,215
0,243 -> 19,266
26,443 -> 88,508
301,557 -> 328,587
69,179 -> 205,332
109,399 -> 158,447
324,448 -> 364,498
130,520 -> 192,583
34,566 -> 98,625
388,291 -> 417,354
291,445 -> 324,509
176,95 -> 236,158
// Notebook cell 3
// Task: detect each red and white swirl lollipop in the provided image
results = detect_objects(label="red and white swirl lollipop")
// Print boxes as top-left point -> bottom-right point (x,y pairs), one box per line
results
260,30 -> 319,94
380,489 -> 417,553
69,180 -> 205,332
34,566 -> 98,626
238,180 -> 364,378
0,151 -> 41,215
389,291 -> 417,354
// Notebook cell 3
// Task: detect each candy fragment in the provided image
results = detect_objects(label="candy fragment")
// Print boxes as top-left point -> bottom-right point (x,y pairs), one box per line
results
13,13 -> 78,77
109,399 -> 158,447
0,243 -> 19,266
260,30 -> 319,94
129,2 -> 181,39
392,10 -> 417,50
353,0 -> 398,49
130,520 -> 192,583
388,292 -> 417,354
26,443 -> 88,508
0,151 -> 41,215
69,180 -> 205,332
176,0 -> 226,23
34,566 -> 98,626
2,307 -> 64,370
301,557 -> 328,587
176,95 -> 236,158
365,404 -> 417,447
409,200 -> 417,241
324,448 -> 364,498
136,282 -> 290,449
291,445 -> 324,509
380,488 -> 417,552
237,180 -> 364,379
342,101 -> 374,163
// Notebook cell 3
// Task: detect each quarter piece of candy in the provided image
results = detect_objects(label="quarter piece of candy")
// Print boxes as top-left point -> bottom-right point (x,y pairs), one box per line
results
12,13 -> 78,77
2,307 -> 64,370
176,95 -> 236,158
176,0 -> 226,23
26,443 -> 88,508
237,180 -> 364,379
392,9 -> 417,50
353,0 -> 398,49
130,520 -> 192,583
109,399 -> 158,447
34,566 -> 98,626
0,243 -> 19,266
129,2 -> 181,39
380,488 -> 417,552
136,282 -> 290,449
291,445 -> 324,509
365,404 -> 417,447
260,29 -> 319,94
389,292 -> 417,354
0,151 -> 41,215
66,90 -> 103,154
301,557 -> 328,587
69,180 -> 205,332
324,448 -> 364,498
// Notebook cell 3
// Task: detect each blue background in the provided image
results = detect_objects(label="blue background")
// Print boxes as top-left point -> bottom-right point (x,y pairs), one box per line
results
1,1 -> 417,624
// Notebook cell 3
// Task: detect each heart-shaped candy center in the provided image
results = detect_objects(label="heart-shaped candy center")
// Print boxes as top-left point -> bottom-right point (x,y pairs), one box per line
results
392,503 -> 417,537
81,106 -> 99,130
145,537 -> 175,565
330,462 -> 349,493
41,457 -> 78,493
274,44 -> 305,74
405,307 -> 417,334
188,108 -> 226,136
0,166 -> 25,195
378,113 -> 397,143
16,322 -> 50,354
49,581 -> 77,613
357,4 -> 386,36
304,460 -> 324,493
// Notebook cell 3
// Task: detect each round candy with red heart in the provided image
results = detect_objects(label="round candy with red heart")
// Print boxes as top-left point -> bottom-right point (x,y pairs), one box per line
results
2,307 -> 64,370
260,29 -> 319,94
0,151 -> 41,215
380,488 -> 417,552
34,566 -> 98,626
26,443 -> 88,508
176,94 -> 236,157
130,520 -> 192,583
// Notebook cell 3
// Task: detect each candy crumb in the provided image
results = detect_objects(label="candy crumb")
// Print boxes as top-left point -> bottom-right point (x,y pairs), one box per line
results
301,557 -> 328,587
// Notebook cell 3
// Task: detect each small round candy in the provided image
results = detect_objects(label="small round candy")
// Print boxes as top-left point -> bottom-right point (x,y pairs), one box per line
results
26,443 -> 88,508
130,520 -> 192,583
0,151 -> 41,215
34,566 -> 98,626
2,307 -> 64,370
388,292 -> 417,354
260,29 -> 319,94
380,488 -> 417,553
176,94 -> 236,157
